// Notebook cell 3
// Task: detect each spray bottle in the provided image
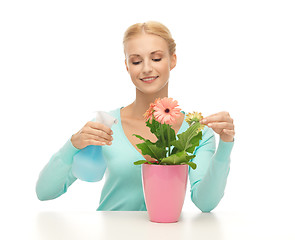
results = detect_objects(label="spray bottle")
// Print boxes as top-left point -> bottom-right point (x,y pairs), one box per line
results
72,111 -> 118,182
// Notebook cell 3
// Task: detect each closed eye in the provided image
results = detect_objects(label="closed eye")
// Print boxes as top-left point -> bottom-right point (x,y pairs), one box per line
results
132,58 -> 161,65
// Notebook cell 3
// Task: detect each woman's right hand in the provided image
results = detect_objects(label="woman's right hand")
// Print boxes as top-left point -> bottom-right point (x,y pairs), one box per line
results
71,121 -> 113,150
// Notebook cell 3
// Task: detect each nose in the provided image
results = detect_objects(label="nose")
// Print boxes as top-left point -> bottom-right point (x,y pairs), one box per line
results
142,59 -> 152,74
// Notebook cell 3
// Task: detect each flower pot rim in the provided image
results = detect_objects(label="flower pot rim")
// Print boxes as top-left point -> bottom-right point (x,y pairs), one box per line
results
143,163 -> 188,166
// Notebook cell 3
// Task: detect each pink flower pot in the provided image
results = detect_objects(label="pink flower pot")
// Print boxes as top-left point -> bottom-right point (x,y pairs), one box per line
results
142,163 -> 188,223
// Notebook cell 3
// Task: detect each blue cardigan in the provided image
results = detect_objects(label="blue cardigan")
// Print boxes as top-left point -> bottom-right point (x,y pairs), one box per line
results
36,107 -> 234,212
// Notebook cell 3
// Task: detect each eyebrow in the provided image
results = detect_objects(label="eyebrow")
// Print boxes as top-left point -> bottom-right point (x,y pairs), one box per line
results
128,50 -> 164,58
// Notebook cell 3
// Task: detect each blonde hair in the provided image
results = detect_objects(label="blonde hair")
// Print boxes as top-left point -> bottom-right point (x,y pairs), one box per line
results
123,21 -> 176,56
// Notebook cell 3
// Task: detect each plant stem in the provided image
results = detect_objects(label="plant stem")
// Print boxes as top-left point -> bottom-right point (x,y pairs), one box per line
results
167,125 -> 171,156
160,124 -> 166,157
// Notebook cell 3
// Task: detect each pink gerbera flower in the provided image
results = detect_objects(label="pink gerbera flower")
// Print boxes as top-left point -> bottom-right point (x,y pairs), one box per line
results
143,98 -> 160,122
153,97 -> 181,125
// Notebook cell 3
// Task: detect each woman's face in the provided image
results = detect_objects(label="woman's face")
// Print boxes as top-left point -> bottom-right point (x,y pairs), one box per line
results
124,33 -> 176,94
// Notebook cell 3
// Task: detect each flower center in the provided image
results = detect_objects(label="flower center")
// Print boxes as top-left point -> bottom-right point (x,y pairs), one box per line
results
165,108 -> 170,113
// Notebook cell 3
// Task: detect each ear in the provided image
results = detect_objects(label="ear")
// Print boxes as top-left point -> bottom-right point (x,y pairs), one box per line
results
170,53 -> 177,71
125,59 -> 129,72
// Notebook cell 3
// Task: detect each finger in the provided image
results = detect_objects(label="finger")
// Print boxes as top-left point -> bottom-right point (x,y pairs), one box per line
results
86,132 -> 113,143
86,123 -> 113,139
207,122 -> 234,130
222,129 -> 235,136
199,113 -> 218,123
87,134 -> 113,145
204,112 -> 219,118
204,114 -> 228,124
83,126 -> 113,141
88,121 -> 113,135
201,112 -> 233,124
86,139 -> 109,146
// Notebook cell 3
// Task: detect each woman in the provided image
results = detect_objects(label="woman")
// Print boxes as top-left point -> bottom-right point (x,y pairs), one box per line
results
36,21 -> 235,212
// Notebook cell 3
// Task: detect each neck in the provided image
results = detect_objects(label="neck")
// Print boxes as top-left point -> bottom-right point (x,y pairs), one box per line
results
126,85 -> 169,120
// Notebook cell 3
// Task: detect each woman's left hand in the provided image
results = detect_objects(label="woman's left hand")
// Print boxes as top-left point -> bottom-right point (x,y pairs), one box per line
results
200,111 -> 235,142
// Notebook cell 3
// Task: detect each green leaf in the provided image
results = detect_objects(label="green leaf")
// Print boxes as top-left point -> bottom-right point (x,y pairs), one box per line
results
171,145 -> 181,155
170,122 -> 202,153
146,118 -> 160,136
133,160 -> 154,165
186,131 -> 202,154
133,134 -> 147,142
132,134 -> 167,160
161,151 -> 196,165
146,119 -> 176,149
183,161 -> 197,170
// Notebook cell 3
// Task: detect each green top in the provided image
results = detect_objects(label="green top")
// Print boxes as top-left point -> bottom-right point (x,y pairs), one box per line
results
36,107 -> 234,212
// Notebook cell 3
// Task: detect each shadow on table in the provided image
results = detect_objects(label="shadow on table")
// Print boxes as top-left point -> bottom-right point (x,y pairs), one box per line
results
188,212 -> 224,240
139,212 -> 224,240
35,212 -> 104,240
34,211 -> 224,240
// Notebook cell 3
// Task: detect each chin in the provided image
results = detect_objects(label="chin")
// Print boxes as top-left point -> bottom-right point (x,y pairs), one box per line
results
137,83 -> 169,95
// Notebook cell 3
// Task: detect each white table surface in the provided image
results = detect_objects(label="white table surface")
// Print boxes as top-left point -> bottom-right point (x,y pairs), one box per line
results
8,210 -> 295,240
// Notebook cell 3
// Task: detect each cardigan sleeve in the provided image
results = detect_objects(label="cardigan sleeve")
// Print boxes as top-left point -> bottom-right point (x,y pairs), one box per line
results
35,138 -> 80,201
189,126 -> 234,212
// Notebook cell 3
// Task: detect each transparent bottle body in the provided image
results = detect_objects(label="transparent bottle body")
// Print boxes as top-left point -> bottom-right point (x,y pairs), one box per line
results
71,111 -> 117,182
72,145 -> 106,182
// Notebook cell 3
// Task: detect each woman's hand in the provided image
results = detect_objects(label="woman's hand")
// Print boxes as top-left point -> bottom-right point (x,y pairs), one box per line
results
71,121 -> 114,149
200,111 -> 235,142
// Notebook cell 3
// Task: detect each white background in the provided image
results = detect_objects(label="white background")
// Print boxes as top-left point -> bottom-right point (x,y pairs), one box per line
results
1,0 -> 295,236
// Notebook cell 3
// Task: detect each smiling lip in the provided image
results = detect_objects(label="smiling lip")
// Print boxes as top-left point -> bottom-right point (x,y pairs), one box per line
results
140,76 -> 159,83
